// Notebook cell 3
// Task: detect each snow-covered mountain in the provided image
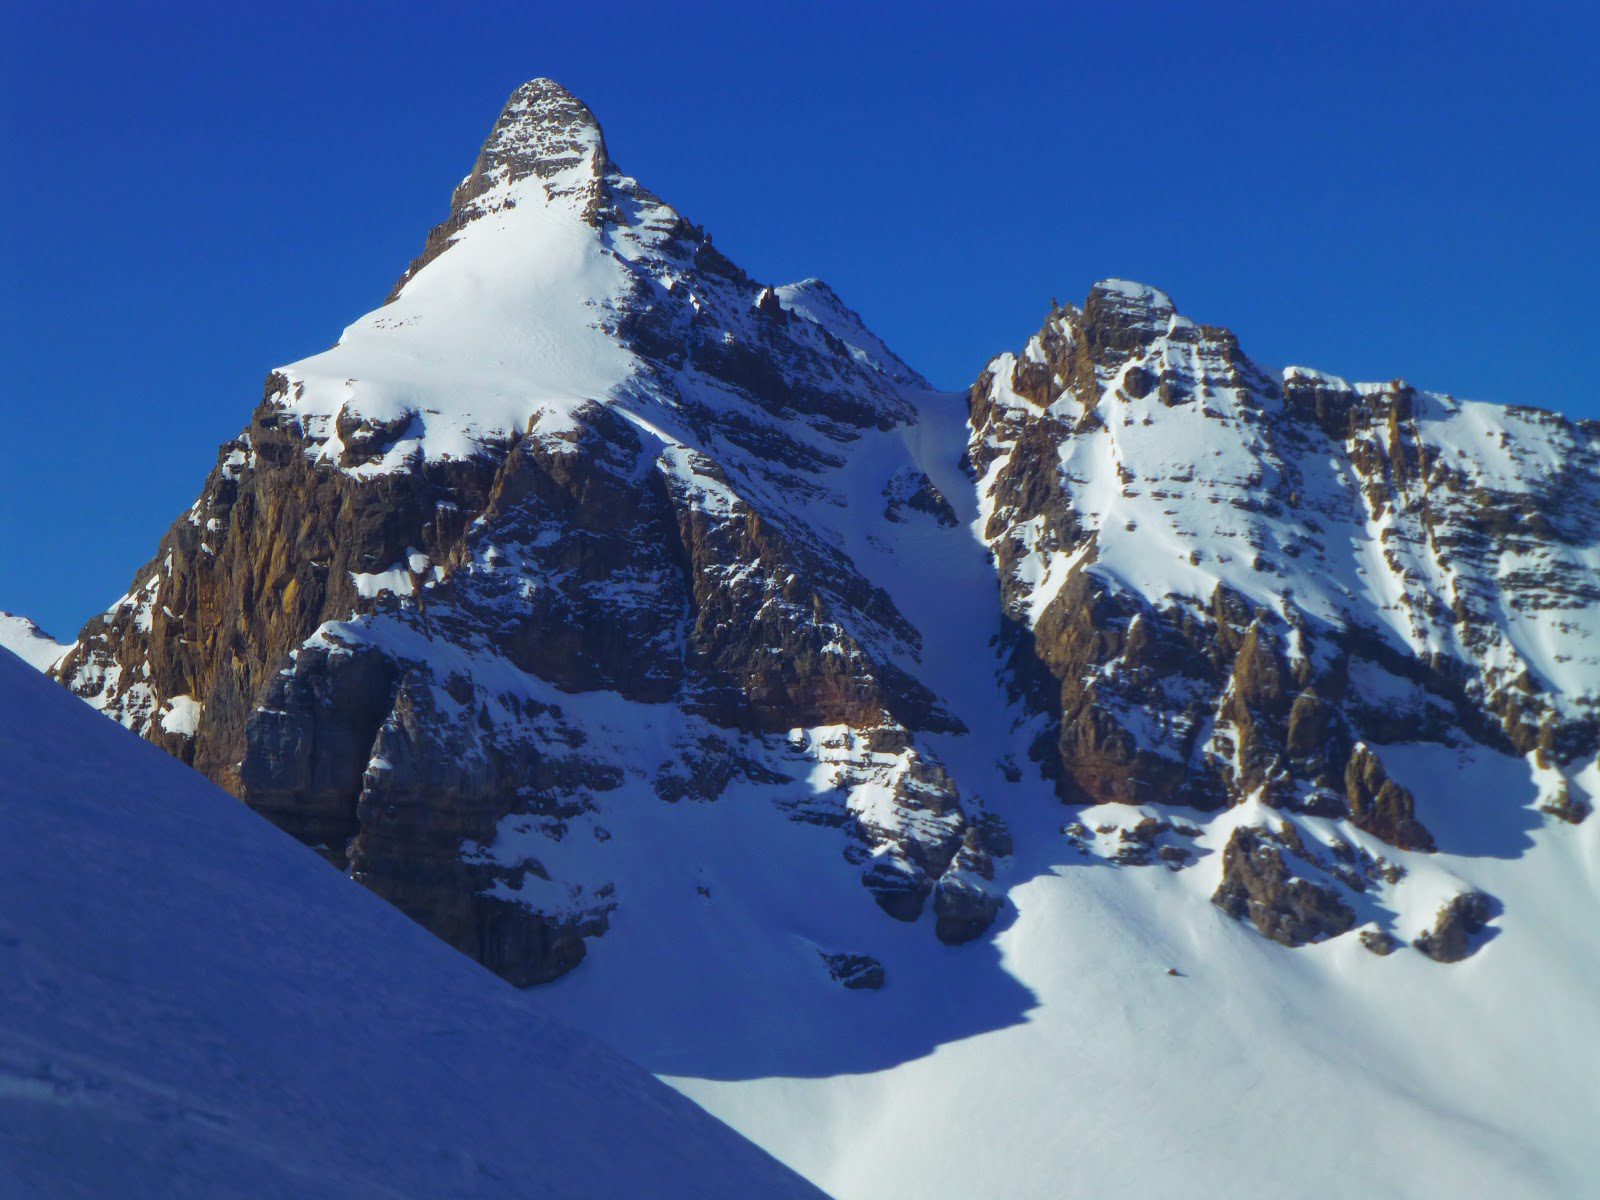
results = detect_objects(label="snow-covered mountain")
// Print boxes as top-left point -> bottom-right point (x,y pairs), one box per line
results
971,279 -> 1600,942
0,647 -> 823,1198
57,78 -> 1003,985
35,78 -> 1600,1196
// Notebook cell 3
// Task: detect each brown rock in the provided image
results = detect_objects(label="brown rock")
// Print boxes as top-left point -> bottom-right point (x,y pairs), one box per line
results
1212,826 -> 1356,946
1344,745 -> 1435,851
1413,892 -> 1497,963
1359,929 -> 1401,956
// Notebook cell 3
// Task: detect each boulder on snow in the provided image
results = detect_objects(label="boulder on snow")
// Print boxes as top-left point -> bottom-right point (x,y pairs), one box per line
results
819,950 -> 886,990
1359,928 -> 1401,956
1412,891 -> 1498,963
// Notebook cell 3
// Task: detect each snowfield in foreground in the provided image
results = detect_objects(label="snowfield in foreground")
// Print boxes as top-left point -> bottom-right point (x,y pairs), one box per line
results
0,648 -> 822,1200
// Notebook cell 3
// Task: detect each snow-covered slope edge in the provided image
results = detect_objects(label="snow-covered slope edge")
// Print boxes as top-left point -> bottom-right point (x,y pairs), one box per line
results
0,613 -> 70,673
0,647 -> 823,1200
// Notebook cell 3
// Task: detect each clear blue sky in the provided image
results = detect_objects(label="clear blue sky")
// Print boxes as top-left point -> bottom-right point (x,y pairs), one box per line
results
3,1 -> 1597,639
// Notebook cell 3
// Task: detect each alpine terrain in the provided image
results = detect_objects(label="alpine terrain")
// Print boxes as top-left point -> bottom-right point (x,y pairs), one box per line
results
0,648 -> 824,1199
23,79 -> 1600,1197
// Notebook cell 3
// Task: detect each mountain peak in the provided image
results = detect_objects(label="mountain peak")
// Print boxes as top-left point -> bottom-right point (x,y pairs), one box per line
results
481,78 -> 610,190
502,76 -> 593,117
1087,277 -> 1174,313
1083,278 -> 1178,354
387,78 -> 611,299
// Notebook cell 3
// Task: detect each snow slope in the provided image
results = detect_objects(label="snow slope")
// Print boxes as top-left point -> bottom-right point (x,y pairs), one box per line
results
0,647 -> 823,1200
0,613 -> 69,673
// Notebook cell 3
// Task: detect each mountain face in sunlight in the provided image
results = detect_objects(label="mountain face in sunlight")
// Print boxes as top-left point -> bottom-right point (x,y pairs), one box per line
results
34,78 -> 1600,1199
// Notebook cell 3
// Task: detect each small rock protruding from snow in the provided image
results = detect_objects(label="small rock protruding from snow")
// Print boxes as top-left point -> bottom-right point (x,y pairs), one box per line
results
1412,891 -> 1499,963
818,949 -> 886,990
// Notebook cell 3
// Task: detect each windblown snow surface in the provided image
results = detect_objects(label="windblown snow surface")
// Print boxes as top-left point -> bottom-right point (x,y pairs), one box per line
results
0,649 -> 823,1200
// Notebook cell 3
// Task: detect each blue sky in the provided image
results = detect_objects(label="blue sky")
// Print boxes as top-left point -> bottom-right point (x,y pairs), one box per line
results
3,1 -> 1597,639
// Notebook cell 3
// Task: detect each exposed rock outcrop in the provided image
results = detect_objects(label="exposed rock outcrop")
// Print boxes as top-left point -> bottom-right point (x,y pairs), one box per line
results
1212,826 -> 1356,946
820,951 -> 886,990
1359,929 -> 1402,956
1413,892 -> 1497,963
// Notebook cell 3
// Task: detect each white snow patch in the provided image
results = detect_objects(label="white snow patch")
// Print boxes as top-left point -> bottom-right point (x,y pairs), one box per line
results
157,694 -> 202,738
0,612 -> 71,673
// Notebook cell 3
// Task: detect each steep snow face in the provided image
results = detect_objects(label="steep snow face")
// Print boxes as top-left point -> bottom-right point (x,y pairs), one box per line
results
0,612 -> 69,672
0,648 -> 822,1200
281,83 -> 638,471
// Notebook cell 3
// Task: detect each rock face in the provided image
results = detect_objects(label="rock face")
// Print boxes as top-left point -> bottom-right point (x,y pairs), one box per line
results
971,281 -> 1600,837
55,81 -> 1600,983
